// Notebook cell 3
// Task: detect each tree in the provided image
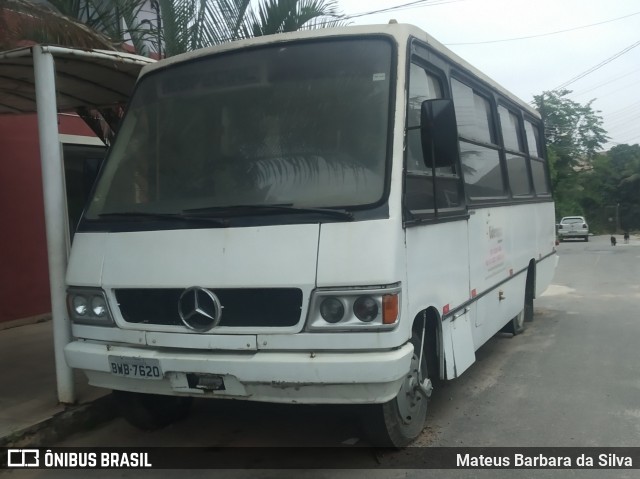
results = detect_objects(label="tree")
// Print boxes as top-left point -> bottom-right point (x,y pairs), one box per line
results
0,0 -> 117,50
600,144 -> 640,231
1,0 -> 345,142
158,0 -> 345,57
1,0 -> 345,57
248,0 -> 344,37
46,0 -> 154,55
532,89 -> 608,220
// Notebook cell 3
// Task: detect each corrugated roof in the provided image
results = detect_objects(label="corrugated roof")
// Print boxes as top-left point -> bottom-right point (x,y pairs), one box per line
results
0,45 -> 154,114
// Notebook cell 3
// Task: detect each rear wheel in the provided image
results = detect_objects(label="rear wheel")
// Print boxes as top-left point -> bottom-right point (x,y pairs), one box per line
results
502,309 -> 525,335
113,391 -> 193,430
361,333 -> 430,447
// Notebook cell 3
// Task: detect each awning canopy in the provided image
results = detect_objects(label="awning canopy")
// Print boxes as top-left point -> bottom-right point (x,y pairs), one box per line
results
0,45 -> 154,114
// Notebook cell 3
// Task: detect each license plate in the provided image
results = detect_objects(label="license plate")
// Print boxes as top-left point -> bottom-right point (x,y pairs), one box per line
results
108,356 -> 163,380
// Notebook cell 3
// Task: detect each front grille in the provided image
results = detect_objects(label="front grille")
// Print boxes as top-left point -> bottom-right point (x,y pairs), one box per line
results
115,288 -> 303,328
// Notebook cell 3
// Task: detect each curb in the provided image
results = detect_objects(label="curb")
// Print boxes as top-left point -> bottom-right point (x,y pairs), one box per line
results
0,394 -> 118,448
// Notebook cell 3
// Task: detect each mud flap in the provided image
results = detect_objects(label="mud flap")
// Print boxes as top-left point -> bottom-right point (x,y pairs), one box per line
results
441,309 -> 476,379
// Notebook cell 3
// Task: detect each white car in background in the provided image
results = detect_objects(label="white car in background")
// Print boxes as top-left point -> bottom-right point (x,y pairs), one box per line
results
558,216 -> 589,242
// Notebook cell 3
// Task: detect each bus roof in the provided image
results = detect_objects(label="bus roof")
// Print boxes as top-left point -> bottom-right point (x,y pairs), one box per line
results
140,23 -> 540,119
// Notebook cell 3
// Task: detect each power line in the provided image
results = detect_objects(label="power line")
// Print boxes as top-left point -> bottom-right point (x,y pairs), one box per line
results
592,80 -> 640,101
446,10 -> 640,46
345,0 -> 467,20
606,100 -> 640,118
606,114 -> 640,129
572,67 -> 640,97
554,39 -> 640,90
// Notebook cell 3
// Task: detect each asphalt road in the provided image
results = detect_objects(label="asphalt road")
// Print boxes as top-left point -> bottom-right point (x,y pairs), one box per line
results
8,234 -> 640,478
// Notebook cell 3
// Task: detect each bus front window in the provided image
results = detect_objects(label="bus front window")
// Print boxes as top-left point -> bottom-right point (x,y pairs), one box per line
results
85,38 -> 393,221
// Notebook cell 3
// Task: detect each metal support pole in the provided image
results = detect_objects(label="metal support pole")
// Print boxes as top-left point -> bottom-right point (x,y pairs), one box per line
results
33,46 -> 75,404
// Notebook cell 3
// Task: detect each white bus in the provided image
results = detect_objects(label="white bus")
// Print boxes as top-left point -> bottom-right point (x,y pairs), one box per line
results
64,23 -> 557,447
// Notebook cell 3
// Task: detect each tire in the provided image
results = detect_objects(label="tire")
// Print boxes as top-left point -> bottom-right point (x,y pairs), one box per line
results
585,236 -> 589,242
361,333 -> 429,447
502,309 -> 525,335
113,391 -> 193,430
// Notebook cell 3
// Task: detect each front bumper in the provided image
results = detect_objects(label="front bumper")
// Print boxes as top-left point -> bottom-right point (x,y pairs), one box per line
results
64,340 -> 413,404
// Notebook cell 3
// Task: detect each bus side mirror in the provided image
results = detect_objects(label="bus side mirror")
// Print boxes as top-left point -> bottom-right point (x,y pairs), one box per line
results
420,99 -> 458,169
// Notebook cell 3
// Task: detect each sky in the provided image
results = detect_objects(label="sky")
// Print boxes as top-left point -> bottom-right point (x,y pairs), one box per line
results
337,0 -> 640,150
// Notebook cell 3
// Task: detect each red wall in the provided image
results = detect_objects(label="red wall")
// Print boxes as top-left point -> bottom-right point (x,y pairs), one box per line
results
0,114 -> 96,323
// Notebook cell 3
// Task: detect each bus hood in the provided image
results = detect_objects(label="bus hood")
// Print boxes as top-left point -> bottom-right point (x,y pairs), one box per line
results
67,224 -> 320,289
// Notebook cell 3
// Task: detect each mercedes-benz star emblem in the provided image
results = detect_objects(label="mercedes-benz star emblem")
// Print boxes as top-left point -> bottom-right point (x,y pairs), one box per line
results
178,287 -> 222,331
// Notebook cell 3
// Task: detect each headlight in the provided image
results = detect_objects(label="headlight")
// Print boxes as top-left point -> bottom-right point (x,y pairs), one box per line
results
353,296 -> 378,322
319,297 -> 345,323
72,295 -> 89,316
67,288 -> 114,326
306,284 -> 400,331
91,295 -> 108,317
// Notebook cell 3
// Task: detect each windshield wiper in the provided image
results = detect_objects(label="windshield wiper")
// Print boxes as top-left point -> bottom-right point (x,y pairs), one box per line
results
183,204 -> 354,221
97,212 -> 229,227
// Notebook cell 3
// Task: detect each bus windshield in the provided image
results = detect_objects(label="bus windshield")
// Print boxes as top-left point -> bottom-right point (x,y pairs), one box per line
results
85,38 -> 393,221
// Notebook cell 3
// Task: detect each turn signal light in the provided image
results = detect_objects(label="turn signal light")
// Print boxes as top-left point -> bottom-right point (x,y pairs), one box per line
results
382,294 -> 399,324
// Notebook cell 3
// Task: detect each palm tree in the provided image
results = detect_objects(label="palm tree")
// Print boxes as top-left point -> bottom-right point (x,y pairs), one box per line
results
1,0 -> 345,57
0,0 -> 117,50
46,0 -> 154,55
0,0 -> 345,140
158,0 -> 345,57
248,0 -> 344,37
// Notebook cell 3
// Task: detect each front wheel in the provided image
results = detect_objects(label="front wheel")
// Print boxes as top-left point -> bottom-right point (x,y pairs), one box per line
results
361,334 -> 430,447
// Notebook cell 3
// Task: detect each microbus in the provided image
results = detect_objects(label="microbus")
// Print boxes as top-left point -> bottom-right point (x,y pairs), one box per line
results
64,23 -> 557,447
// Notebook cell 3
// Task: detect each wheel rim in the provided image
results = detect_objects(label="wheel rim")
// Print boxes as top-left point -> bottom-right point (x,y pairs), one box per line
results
396,351 -> 424,425
515,310 -> 525,331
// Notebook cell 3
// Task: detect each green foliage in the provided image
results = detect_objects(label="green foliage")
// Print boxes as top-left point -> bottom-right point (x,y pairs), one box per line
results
532,89 -> 609,225
159,0 -> 345,57
533,89 -> 608,163
600,144 -> 640,232
0,0 -> 116,50
47,0 -> 154,54
551,142 -> 640,233
157,0 -> 252,56
248,0 -> 345,37
1,0 -> 345,57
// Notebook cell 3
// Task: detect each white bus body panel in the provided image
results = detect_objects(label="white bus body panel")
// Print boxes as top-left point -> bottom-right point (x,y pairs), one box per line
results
316,219 -> 404,288
404,220 -> 470,318
100,225 -> 319,289
466,202 -> 556,349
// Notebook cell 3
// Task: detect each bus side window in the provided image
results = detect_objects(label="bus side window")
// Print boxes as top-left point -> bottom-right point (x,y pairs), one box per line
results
405,63 -> 441,216
524,120 -> 550,196
405,62 -> 464,218
452,78 -> 506,200
407,63 -> 443,172
498,105 -> 532,197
